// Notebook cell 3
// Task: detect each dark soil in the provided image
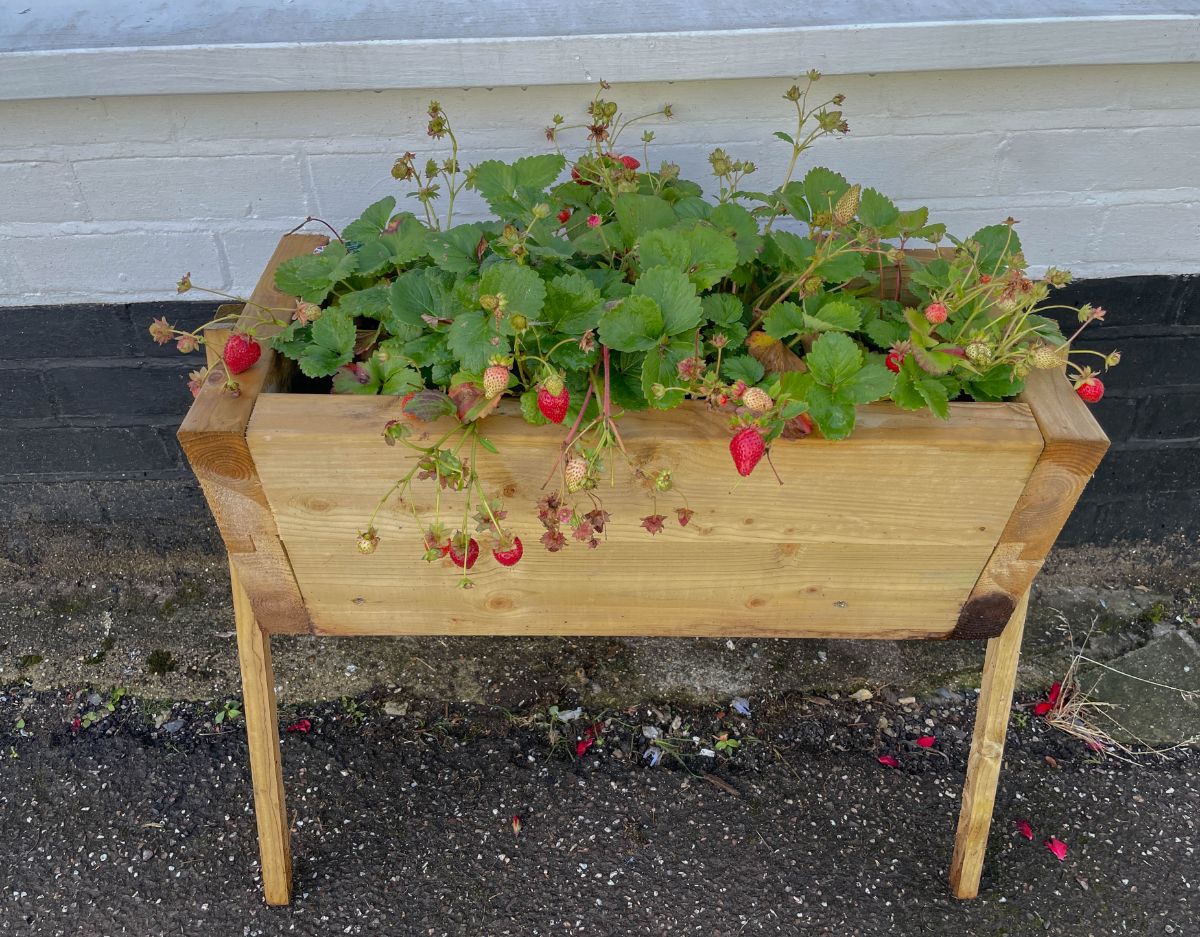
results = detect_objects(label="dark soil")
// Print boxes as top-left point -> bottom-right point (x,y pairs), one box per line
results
0,686 -> 1195,936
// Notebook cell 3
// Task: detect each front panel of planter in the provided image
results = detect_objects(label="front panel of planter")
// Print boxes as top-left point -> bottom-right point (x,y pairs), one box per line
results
246,395 -> 1043,639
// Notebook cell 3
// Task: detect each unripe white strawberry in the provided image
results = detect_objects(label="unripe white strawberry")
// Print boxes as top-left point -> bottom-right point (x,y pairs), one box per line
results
1028,342 -> 1065,370
742,387 -> 772,414
964,340 -> 992,365
565,458 -> 589,493
483,365 -> 510,399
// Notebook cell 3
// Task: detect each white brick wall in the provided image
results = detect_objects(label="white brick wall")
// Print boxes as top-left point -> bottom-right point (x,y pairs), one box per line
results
1,63 -> 1197,305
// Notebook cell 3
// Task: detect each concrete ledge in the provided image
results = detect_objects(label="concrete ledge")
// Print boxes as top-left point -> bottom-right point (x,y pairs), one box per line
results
2,11 -> 1198,101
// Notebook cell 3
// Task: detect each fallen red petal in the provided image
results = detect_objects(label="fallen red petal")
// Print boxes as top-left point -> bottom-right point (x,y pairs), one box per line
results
286,719 -> 312,734
576,737 -> 595,757
1047,681 -> 1062,706
511,815 -> 522,837
915,735 -> 936,748
1045,837 -> 1069,860
877,754 -> 900,769
1033,701 -> 1053,716
1015,819 -> 1034,840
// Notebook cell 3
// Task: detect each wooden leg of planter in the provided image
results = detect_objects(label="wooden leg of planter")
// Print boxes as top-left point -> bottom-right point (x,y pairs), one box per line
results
231,563 -> 294,906
949,588 -> 1030,899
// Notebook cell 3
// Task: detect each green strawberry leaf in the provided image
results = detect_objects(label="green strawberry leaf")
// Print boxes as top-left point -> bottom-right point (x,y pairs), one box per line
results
274,241 -> 359,303
614,193 -> 677,244
762,230 -> 816,273
806,384 -> 857,440
641,343 -> 687,409
805,332 -> 862,388
802,166 -> 850,215
843,355 -> 895,403
763,301 -> 806,340
721,354 -> 765,385
388,267 -> 453,340
702,293 -> 744,327
814,249 -> 866,284
297,310 -> 356,378
857,187 -> 900,229
446,310 -> 505,372
638,222 -> 738,290
967,223 -> 1023,276
543,271 -> 604,334
804,299 -> 861,333
479,261 -> 547,320
341,196 -> 397,241
598,295 -> 663,352
338,284 -> 391,321
776,181 -> 811,223
427,223 -> 488,273
863,316 -> 907,350
708,202 -> 763,264
519,388 -> 550,425
332,350 -> 421,395
631,266 -> 701,336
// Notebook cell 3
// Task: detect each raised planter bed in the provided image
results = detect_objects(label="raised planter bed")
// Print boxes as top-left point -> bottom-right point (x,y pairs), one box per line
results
179,234 -> 1109,905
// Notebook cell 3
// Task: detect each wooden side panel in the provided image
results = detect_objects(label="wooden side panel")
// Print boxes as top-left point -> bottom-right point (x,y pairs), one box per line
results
949,368 -> 1109,638
247,395 -> 1044,639
178,234 -> 327,635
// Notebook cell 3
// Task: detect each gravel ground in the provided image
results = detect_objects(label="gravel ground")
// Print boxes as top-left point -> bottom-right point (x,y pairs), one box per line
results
0,687 -> 1195,936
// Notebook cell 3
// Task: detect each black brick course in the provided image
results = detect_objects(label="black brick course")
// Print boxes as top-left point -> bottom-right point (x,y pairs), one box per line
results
0,279 -> 1196,544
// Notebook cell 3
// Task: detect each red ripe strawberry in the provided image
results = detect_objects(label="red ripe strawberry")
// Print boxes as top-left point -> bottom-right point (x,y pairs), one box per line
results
537,385 -> 570,423
617,155 -> 640,170
924,302 -> 948,325
729,427 -> 765,477
223,332 -> 261,374
557,208 -> 571,224
885,350 -> 905,373
483,365 -> 510,399
493,536 -> 523,567
570,166 -> 591,186
448,537 -> 480,569
1075,377 -> 1104,403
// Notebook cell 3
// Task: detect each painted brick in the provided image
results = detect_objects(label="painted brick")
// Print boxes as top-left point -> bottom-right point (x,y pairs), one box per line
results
998,126 -> 1200,196
1136,394 -> 1200,441
1074,334 -> 1200,390
1055,276 -> 1190,328
1094,202 -> 1200,264
0,162 -> 88,223
49,365 -> 195,420
135,301 -> 223,358
1091,491 -> 1200,542
1087,445 -> 1200,501
73,155 -> 308,222
1087,396 -> 1139,443
0,426 -> 179,478
218,227 -> 313,302
0,305 -> 133,358
0,96 -> 174,150
7,231 -> 224,297
304,152 -> 417,224
0,370 -> 53,419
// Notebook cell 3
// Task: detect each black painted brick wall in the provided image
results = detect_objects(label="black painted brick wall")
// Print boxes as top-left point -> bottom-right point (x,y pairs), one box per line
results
0,278 -> 1196,544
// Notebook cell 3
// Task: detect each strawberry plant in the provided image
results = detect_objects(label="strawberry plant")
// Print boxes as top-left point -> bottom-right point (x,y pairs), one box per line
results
152,75 -> 1118,586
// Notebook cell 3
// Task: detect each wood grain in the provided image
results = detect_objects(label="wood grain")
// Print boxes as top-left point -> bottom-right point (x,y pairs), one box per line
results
950,368 -> 1109,638
231,563 -> 293,906
246,395 -> 1044,639
178,234 -> 326,635
949,589 -> 1029,898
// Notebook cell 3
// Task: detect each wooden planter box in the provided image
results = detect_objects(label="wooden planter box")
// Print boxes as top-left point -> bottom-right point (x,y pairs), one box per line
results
180,234 -> 1109,905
